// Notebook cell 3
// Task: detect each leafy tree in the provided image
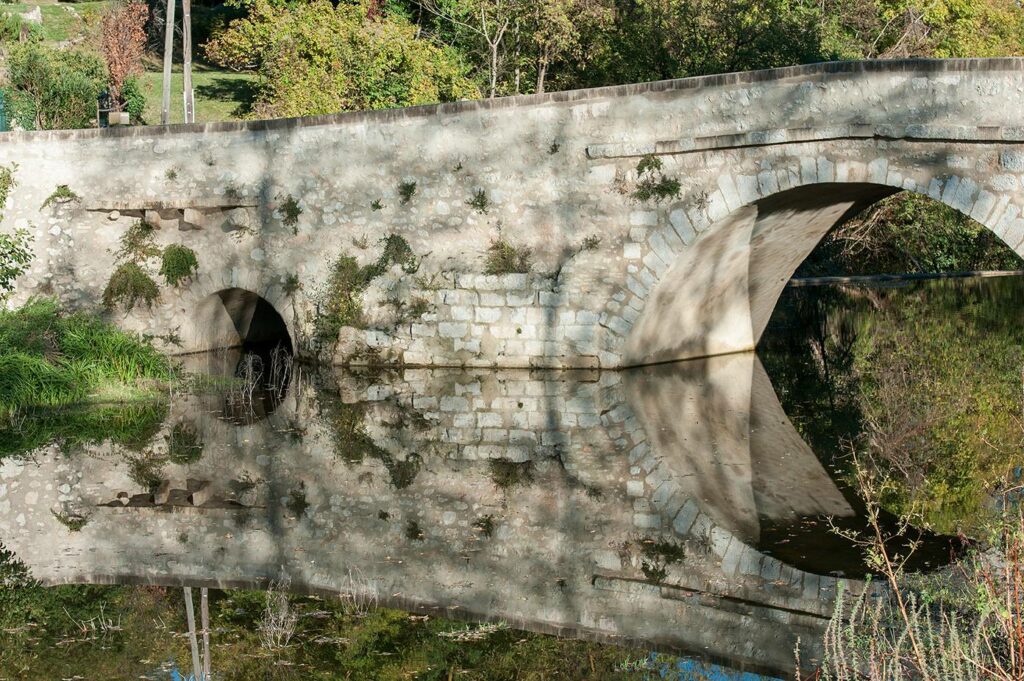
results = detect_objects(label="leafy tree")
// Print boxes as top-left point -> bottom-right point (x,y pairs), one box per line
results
204,0 -> 480,117
5,43 -> 106,130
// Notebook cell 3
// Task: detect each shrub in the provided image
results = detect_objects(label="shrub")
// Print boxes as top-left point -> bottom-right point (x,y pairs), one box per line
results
484,239 -> 531,275
0,229 -> 32,301
159,244 -> 199,287
0,87 -> 37,131
103,262 -> 159,311
6,43 -> 106,130
120,76 -> 146,124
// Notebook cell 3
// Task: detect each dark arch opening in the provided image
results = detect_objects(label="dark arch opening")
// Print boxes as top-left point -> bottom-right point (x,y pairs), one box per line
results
214,288 -> 293,355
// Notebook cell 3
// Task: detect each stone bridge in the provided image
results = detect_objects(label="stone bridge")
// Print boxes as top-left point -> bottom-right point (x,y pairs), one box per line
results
5,58 -> 1024,367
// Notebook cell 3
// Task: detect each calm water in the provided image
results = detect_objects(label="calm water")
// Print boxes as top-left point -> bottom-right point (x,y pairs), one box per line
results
2,275 -> 1022,677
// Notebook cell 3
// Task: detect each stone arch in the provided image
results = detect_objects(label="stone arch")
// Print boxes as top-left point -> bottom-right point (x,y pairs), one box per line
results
619,149 -> 1024,367
181,288 -> 293,355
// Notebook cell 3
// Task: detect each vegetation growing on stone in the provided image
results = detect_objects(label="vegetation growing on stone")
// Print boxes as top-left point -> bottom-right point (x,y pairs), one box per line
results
103,262 -> 160,311
315,235 -> 420,340
631,154 -> 681,203
158,244 -> 200,287
287,484 -> 310,517
51,510 -> 89,532
405,519 -> 424,541
282,273 -> 302,296
40,185 -> 81,210
488,458 -> 534,490
467,188 -> 489,214
473,514 -> 495,537
0,164 -> 16,210
165,168 -> 178,181
371,199 -> 384,211
484,238 -> 531,275
279,194 -> 302,233
113,220 -> 161,264
398,180 -> 417,205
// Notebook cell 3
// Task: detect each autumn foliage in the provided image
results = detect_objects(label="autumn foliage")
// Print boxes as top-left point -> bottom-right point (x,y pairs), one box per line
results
100,0 -> 149,109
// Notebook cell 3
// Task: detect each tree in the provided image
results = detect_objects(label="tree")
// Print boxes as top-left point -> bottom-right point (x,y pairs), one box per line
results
414,0 -> 526,98
101,1 -> 149,111
204,0 -> 479,117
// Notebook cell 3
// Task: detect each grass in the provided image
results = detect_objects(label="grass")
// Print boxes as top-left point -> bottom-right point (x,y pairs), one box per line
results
0,299 -> 172,420
137,66 -> 258,125
0,1 -> 109,44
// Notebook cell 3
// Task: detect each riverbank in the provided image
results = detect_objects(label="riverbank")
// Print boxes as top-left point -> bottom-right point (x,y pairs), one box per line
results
0,299 -> 172,419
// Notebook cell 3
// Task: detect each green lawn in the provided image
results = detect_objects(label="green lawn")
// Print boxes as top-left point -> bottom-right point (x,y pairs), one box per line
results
1,0 -> 109,44
138,66 -> 257,125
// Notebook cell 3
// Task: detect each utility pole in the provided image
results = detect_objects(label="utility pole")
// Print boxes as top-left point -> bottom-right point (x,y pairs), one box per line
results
200,587 -> 211,679
182,0 -> 194,123
184,587 -> 203,681
160,0 -> 177,125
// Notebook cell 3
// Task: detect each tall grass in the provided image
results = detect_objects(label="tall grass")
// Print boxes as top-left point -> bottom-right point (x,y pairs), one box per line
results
0,299 -> 172,418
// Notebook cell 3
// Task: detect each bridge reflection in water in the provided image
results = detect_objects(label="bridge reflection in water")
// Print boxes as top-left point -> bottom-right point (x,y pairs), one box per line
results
1,350 -> 906,676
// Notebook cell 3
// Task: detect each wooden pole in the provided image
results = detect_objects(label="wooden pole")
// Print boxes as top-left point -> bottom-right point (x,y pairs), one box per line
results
181,0 -> 194,124
160,0 -> 176,125
183,587 -> 203,681
200,587 -> 211,679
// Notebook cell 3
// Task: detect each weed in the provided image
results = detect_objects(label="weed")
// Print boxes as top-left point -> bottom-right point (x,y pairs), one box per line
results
632,154 -> 681,203
40,185 -> 81,210
377,234 -> 419,274
0,228 -> 33,301
102,262 -> 159,311
279,194 -> 302,233
473,515 -> 495,538
580,235 -> 601,251
224,183 -> 242,201
405,519 -> 424,541
371,199 -> 384,211
314,235 -> 420,340
489,459 -> 534,490
283,273 -> 302,296
438,621 -> 509,641
549,141 -> 561,154
398,180 -> 417,204
258,581 -> 298,650
378,510 -> 390,521
468,188 -> 489,214
166,422 -> 203,465
407,297 -> 430,319
113,220 -> 160,264
177,531 -> 188,544
158,244 -> 199,287
352,234 -> 370,249
51,510 -> 88,531
453,161 -> 464,172
164,168 -> 178,181
484,239 -> 531,275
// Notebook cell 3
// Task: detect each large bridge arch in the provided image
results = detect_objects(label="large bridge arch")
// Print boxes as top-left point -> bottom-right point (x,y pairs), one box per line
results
620,149 -> 1024,366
